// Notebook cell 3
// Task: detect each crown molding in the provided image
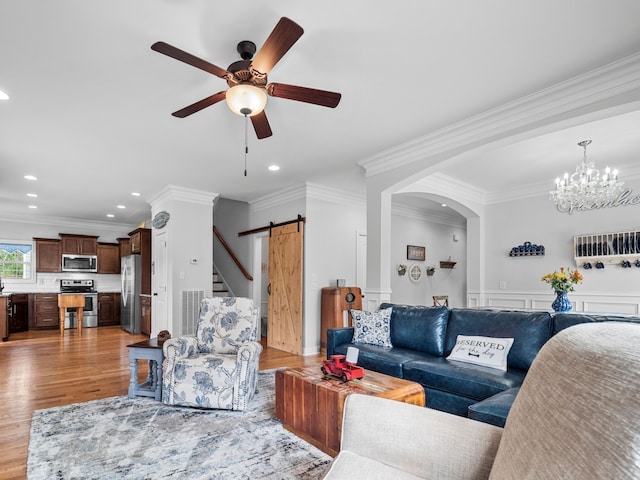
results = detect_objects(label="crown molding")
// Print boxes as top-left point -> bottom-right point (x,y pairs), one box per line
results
392,203 -> 466,228
0,212 -> 136,232
306,182 -> 366,208
249,184 -> 306,212
358,52 -> 640,177
148,184 -> 219,207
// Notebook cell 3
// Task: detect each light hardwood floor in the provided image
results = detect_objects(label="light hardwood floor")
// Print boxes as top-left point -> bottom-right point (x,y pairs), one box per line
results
0,326 -> 324,480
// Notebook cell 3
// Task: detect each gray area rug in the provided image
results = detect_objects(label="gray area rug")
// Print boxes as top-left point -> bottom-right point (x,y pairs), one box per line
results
27,370 -> 332,479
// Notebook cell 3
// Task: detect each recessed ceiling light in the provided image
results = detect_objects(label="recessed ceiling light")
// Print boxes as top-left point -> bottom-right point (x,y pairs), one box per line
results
26,193 -> 38,198
24,175 -> 37,181
441,203 -> 447,207
131,192 -> 141,197
106,214 -> 115,218
268,165 -> 280,172
0,90 -> 8,100
117,205 -> 126,209
28,205 -> 37,209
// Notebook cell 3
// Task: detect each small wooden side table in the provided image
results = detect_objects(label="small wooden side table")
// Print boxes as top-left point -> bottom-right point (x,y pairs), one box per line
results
127,337 -> 164,401
275,365 -> 425,456
58,294 -> 84,336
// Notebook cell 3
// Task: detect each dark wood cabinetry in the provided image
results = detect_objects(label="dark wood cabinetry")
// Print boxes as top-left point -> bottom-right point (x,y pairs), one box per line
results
128,228 -> 151,295
0,297 -> 8,341
118,237 -> 131,257
9,293 -> 28,333
97,243 -> 120,274
140,295 -> 151,336
60,234 -> 98,255
30,293 -> 59,329
98,293 -> 121,326
34,238 -> 62,272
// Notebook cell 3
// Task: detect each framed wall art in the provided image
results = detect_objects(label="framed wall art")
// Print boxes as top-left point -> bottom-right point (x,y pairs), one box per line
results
406,245 -> 426,261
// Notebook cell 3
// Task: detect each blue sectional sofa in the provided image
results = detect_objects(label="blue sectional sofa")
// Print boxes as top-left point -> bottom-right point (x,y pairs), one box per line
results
326,304 -> 640,427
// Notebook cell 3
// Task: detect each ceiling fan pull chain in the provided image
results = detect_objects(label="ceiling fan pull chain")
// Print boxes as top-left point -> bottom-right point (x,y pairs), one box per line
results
244,113 -> 249,176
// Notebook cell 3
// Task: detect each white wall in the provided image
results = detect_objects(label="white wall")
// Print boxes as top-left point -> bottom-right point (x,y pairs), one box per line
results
480,180 -> 640,313
149,186 -> 216,337
305,185 -> 367,354
390,209 -> 467,307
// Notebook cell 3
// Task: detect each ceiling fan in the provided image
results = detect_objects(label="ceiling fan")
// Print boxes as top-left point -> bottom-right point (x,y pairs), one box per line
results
151,17 -> 342,139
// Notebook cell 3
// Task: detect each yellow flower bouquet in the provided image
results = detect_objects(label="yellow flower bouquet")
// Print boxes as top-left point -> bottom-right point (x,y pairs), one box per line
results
541,267 -> 583,293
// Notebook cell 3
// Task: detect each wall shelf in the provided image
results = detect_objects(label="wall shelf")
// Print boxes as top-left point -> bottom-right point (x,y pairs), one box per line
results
509,241 -> 545,257
439,261 -> 456,269
574,230 -> 640,268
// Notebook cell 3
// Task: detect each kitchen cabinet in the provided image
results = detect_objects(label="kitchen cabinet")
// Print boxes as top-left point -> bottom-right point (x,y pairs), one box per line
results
0,296 -> 8,341
140,295 -> 151,336
34,238 -> 62,272
129,228 -> 150,255
60,234 -> 98,255
9,293 -> 28,333
30,293 -> 60,329
98,292 -> 121,326
97,243 -> 120,274
128,228 -> 151,295
118,237 -> 131,257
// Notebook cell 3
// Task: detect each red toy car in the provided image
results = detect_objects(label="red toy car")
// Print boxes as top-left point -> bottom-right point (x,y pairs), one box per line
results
321,354 -> 365,382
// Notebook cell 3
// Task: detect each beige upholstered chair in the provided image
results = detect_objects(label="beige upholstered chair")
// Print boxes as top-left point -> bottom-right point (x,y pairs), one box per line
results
323,322 -> 640,479
162,297 -> 262,410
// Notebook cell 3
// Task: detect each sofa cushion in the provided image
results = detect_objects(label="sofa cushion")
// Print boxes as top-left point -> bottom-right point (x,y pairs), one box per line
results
380,303 -> 449,356
351,307 -> 393,347
444,309 -> 552,371
333,342 -> 438,378
553,312 -> 640,335
447,335 -> 514,371
468,387 -> 520,427
403,357 -> 526,401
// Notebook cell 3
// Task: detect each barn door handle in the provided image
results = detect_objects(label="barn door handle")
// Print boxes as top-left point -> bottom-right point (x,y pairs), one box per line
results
267,283 -> 272,295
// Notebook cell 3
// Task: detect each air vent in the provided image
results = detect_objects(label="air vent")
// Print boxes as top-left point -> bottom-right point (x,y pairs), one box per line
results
181,290 -> 204,335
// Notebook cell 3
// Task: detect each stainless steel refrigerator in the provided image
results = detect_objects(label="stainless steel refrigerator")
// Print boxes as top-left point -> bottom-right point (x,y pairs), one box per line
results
121,254 -> 141,334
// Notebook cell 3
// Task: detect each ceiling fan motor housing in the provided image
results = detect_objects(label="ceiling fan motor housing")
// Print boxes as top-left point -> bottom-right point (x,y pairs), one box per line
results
226,59 -> 267,88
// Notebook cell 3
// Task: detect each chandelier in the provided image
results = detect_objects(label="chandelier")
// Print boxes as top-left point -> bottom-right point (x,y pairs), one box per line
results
550,140 -> 623,213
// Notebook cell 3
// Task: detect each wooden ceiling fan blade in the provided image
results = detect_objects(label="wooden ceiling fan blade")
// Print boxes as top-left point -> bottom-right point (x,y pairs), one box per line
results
267,83 -> 341,108
250,111 -> 273,139
171,91 -> 227,118
251,17 -> 304,75
151,41 -> 230,79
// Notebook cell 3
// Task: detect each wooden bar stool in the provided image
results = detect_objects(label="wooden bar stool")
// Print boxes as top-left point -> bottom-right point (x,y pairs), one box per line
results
58,294 -> 84,335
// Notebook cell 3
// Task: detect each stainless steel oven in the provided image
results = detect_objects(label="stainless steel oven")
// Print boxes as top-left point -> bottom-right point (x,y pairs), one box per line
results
60,279 -> 98,328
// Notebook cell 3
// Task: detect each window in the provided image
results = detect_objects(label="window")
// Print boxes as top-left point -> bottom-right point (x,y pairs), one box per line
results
0,241 -> 34,281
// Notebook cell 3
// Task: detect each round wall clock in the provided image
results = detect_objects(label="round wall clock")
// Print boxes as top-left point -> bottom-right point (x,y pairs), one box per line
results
153,211 -> 170,229
409,264 -> 422,283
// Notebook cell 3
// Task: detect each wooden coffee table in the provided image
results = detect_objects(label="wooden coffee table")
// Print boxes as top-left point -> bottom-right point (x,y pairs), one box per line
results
275,365 -> 425,456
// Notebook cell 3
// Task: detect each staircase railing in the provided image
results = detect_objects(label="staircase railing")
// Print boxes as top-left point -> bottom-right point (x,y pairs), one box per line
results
213,225 -> 253,281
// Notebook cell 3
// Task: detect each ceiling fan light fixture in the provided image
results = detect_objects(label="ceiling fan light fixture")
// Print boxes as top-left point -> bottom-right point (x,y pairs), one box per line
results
225,84 -> 267,116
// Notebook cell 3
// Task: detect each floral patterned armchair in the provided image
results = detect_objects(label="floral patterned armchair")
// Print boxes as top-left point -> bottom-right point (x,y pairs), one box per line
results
162,297 -> 263,410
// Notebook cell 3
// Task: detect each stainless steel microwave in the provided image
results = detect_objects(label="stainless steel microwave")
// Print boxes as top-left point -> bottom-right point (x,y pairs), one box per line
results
61,254 -> 98,272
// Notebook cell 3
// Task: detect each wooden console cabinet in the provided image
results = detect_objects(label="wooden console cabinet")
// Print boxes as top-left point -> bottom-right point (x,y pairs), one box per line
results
320,287 -> 362,350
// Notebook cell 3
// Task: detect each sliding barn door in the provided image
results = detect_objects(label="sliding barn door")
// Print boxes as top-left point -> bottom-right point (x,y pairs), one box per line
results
267,222 -> 303,354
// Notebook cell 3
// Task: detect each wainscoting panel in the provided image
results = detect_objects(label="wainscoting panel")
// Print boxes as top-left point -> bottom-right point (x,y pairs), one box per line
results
468,290 -> 640,315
